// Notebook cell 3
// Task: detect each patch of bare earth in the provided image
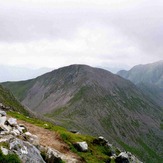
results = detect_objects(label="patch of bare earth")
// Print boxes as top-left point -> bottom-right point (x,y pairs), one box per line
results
17,119 -> 84,163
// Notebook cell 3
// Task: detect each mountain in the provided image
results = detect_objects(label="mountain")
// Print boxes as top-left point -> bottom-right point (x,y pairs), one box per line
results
0,65 -> 52,82
117,60 -> 163,107
2,64 -> 163,162
0,84 -> 29,115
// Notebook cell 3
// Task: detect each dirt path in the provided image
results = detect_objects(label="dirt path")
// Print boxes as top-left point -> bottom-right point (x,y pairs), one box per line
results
17,119 -> 83,163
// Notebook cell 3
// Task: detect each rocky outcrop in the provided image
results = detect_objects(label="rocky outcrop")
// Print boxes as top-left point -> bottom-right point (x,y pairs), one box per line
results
73,141 -> 88,152
93,136 -> 143,163
0,109 -> 81,163
0,109 -> 45,163
0,103 -> 11,111
9,138 -> 45,163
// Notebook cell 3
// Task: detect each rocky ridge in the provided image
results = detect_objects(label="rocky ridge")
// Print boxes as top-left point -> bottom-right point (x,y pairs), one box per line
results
0,105 -> 142,163
0,108 -> 80,163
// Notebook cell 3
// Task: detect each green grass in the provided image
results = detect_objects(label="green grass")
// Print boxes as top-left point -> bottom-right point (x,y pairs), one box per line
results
2,80 -> 35,101
0,149 -> 21,163
0,85 -> 29,115
8,111 -> 113,163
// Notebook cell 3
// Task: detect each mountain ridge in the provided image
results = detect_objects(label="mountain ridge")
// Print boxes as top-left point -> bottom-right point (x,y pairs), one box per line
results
117,60 -> 163,107
2,64 -> 163,162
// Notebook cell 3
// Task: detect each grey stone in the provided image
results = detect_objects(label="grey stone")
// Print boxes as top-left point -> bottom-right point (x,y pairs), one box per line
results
11,129 -> 21,136
19,124 -> 28,133
0,110 -> 6,116
23,132 -> 39,146
45,147 -> 62,163
9,138 -> 45,163
7,118 -> 17,126
1,147 -> 9,155
74,141 -> 88,152
115,152 -> 129,163
0,116 -> 7,125
93,136 -> 108,146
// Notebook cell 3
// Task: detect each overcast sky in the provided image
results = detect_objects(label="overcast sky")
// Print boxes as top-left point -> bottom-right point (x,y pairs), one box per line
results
0,0 -> 163,72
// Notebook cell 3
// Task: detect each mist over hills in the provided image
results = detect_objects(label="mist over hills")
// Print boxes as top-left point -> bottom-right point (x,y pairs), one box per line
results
0,65 -> 52,82
2,64 -> 163,162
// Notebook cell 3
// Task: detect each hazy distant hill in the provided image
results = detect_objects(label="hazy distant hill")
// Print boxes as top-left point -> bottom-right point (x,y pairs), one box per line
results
0,65 -> 52,82
2,64 -> 163,162
117,61 -> 163,106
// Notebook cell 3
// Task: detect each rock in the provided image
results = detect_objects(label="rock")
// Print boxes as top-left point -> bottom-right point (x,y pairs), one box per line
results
0,116 -> 7,125
0,134 -> 13,142
0,110 -> 6,116
93,136 -> 108,146
115,152 -> 129,163
127,152 -> 143,163
11,129 -> 21,136
1,146 -> 9,155
44,147 -> 63,163
0,124 -> 11,133
9,138 -> 45,163
106,142 -> 113,148
19,124 -> 28,133
70,130 -> 79,134
16,125 -> 27,134
7,118 -> 17,127
74,141 -> 88,152
23,132 -> 39,146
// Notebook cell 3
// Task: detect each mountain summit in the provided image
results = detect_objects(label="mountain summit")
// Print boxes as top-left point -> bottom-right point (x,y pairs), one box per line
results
2,64 -> 163,162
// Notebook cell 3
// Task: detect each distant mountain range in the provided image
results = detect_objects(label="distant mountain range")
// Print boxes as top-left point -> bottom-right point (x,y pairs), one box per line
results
0,65 -> 52,82
117,60 -> 163,107
2,64 -> 163,162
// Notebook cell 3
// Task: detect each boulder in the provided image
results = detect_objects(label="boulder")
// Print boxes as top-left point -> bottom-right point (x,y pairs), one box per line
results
93,136 -> 108,146
0,116 -> 7,125
115,152 -> 129,163
0,110 -> 6,116
74,141 -> 88,152
7,118 -> 17,127
1,146 -> 9,155
0,124 -> 11,133
43,147 -> 63,163
9,137 -> 45,163
18,124 -> 28,133
23,132 -> 39,146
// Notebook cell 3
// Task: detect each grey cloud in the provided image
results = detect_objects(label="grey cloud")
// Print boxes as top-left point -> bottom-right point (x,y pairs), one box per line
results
0,0 -> 163,70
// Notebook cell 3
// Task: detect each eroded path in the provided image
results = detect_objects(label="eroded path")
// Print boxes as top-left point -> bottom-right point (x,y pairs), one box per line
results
17,119 -> 83,163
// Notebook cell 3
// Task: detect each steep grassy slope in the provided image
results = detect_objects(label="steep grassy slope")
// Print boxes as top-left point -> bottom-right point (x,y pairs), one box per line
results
0,85 -> 29,115
2,64 -> 163,162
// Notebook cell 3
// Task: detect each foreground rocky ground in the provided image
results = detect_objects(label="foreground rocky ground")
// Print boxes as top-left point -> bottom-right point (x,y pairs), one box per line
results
0,105 -> 143,163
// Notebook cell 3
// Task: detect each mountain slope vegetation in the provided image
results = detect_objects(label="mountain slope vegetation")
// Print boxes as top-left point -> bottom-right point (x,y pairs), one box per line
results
0,85 -> 29,115
2,64 -> 163,162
